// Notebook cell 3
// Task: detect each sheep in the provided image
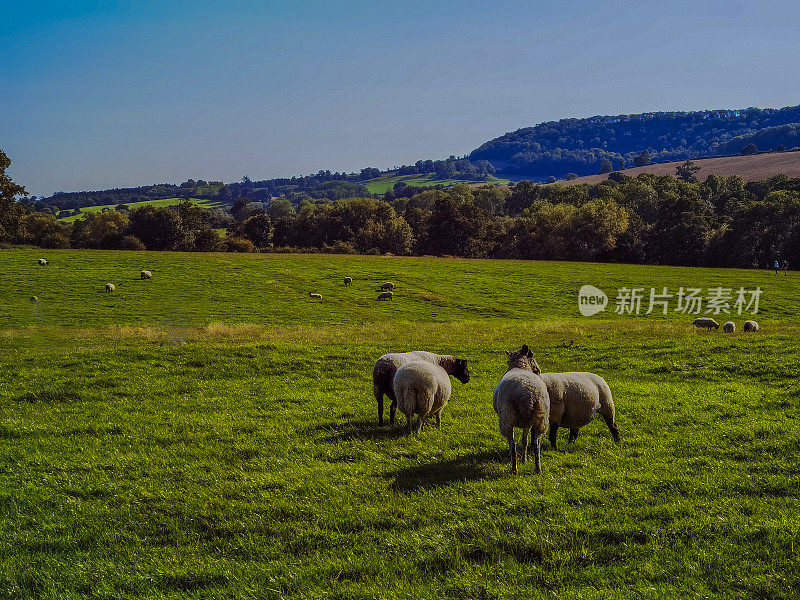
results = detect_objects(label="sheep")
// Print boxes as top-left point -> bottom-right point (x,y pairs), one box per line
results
493,344 -> 550,474
140,270 -> 152,279
309,292 -> 322,300
343,277 -> 353,285
30,296 -> 38,303
105,283 -> 115,292
542,371 -> 619,450
743,320 -> 759,332
393,361 -> 452,435
722,321 -> 735,333
37,259 -> 48,266
373,351 -> 470,426
377,291 -> 393,300
693,317 -> 719,330
380,282 -> 394,291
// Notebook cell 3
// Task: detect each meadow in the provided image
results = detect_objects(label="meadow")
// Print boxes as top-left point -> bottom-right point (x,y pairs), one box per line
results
363,174 -> 512,194
57,198 -> 223,223
1,248 -> 799,599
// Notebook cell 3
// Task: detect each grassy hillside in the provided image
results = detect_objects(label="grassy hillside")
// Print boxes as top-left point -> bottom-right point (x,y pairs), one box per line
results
564,150 -> 800,186
58,197 -> 224,222
364,173 -> 512,194
2,248 -> 799,599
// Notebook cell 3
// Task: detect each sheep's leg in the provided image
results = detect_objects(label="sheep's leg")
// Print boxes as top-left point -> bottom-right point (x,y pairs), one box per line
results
414,416 -> 425,434
533,434 -> 542,474
389,399 -> 397,426
405,413 -> 414,436
568,428 -> 579,443
434,411 -> 441,429
520,427 -> 530,464
376,390 -> 384,426
548,423 -> 559,450
601,414 -> 620,443
507,436 -> 517,475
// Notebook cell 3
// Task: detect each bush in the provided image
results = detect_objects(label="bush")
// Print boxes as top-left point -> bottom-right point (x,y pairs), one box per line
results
225,236 -> 255,253
118,235 -> 146,251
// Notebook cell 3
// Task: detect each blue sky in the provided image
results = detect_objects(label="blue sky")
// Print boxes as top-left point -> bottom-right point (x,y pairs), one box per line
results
3,0 -> 800,196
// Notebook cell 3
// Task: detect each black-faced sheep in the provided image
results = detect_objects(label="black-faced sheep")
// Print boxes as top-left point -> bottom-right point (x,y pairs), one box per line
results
542,371 -> 619,450
30,296 -> 38,303
373,351 -> 469,426
393,361 -> 452,435
743,320 -> 759,332
37,259 -> 48,266
722,321 -> 735,333
105,283 -> 115,292
140,270 -> 152,279
693,318 -> 719,330
343,277 -> 353,285
493,344 -> 550,474
378,291 -> 393,300
381,282 -> 394,291
309,292 -> 322,300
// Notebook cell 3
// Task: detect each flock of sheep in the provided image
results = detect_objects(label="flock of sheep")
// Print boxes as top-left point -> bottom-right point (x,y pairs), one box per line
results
309,278 -> 395,302
373,346 -> 619,475
34,258 -> 151,300
693,317 -> 760,333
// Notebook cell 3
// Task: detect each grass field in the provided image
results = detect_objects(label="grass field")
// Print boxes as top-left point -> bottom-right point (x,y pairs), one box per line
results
2,248 -> 799,599
364,174 -> 512,194
58,198 -> 224,223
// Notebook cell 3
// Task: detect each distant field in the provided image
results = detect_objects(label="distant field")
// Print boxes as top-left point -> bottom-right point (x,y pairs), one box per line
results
2,248 -> 799,599
364,173 -> 512,194
563,150 -> 800,186
58,197 -> 223,222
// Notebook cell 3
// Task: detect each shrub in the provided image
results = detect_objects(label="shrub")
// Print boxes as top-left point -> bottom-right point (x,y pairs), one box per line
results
225,236 -> 255,253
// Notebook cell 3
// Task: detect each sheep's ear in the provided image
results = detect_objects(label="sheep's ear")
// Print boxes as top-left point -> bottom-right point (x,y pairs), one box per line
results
505,350 -> 511,357
530,358 -> 541,374
521,344 -> 529,353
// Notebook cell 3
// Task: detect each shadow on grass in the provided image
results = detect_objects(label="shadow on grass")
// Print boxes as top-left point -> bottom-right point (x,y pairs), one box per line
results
387,450 -> 504,492
313,420 -> 407,442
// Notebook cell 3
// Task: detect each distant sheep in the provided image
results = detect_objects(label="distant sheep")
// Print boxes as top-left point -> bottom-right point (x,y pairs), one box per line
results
140,270 -> 152,279
309,292 -> 322,300
38,259 -> 48,266
378,291 -> 393,300
380,282 -> 394,291
30,296 -> 38,303
743,320 -> 759,332
373,351 -> 469,426
542,370 -> 619,450
105,283 -> 115,292
393,361 -> 452,435
493,344 -> 550,474
722,321 -> 735,333
693,318 -> 719,330
343,277 -> 353,285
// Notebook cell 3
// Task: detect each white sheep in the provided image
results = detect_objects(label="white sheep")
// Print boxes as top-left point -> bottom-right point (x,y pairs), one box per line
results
309,292 -> 322,300
393,361 -> 452,435
140,270 -> 152,279
493,344 -> 550,474
378,291 -> 393,300
693,317 -> 719,330
381,282 -> 394,291
38,259 -> 48,266
722,321 -> 735,333
743,320 -> 759,332
542,371 -> 619,450
105,283 -> 115,292
373,351 -> 470,426
343,277 -> 352,285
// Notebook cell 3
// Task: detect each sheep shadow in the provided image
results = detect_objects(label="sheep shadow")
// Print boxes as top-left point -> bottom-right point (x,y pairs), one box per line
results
386,450 -> 504,492
313,420 -> 407,442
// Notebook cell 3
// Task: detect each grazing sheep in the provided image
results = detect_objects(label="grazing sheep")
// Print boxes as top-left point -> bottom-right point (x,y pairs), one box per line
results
309,292 -> 322,300
722,321 -> 735,333
743,320 -> 759,332
373,351 -> 470,426
105,283 -> 115,292
140,270 -> 152,279
693,317 -> 719,330
493,344 -> 550,474
343,277 -> 353,285
393,361 -> 452,435
37,259 -> 48,266
381,282 -> 394,291
542,371 -> 619,450
30,296 -> 38,303
377,291 -> 393,300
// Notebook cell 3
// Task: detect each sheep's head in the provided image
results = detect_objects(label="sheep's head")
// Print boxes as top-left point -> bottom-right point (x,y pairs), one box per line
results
505,344 -> 540,374
452,358 -> 470,383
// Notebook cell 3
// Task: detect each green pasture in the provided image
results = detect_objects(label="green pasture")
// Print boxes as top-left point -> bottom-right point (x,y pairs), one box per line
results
363,174 -> 512,194
1,248 -> 798,599
58,198 -> 223,223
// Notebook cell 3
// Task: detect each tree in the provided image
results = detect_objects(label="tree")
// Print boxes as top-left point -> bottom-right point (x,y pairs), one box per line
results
125,206 -> 185,250
598,158 -> 613,174
741,143 -> 758,156
676,161 -> 700,183
633,150 -> 651,167
564,173 -> 579,181
0,149 -> 27,242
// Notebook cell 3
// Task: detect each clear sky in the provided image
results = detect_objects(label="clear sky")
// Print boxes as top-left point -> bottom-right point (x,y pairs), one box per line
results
3,0 -> 800,197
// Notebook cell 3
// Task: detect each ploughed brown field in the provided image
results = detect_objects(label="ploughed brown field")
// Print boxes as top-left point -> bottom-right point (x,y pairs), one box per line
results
564,150 -> 800,185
